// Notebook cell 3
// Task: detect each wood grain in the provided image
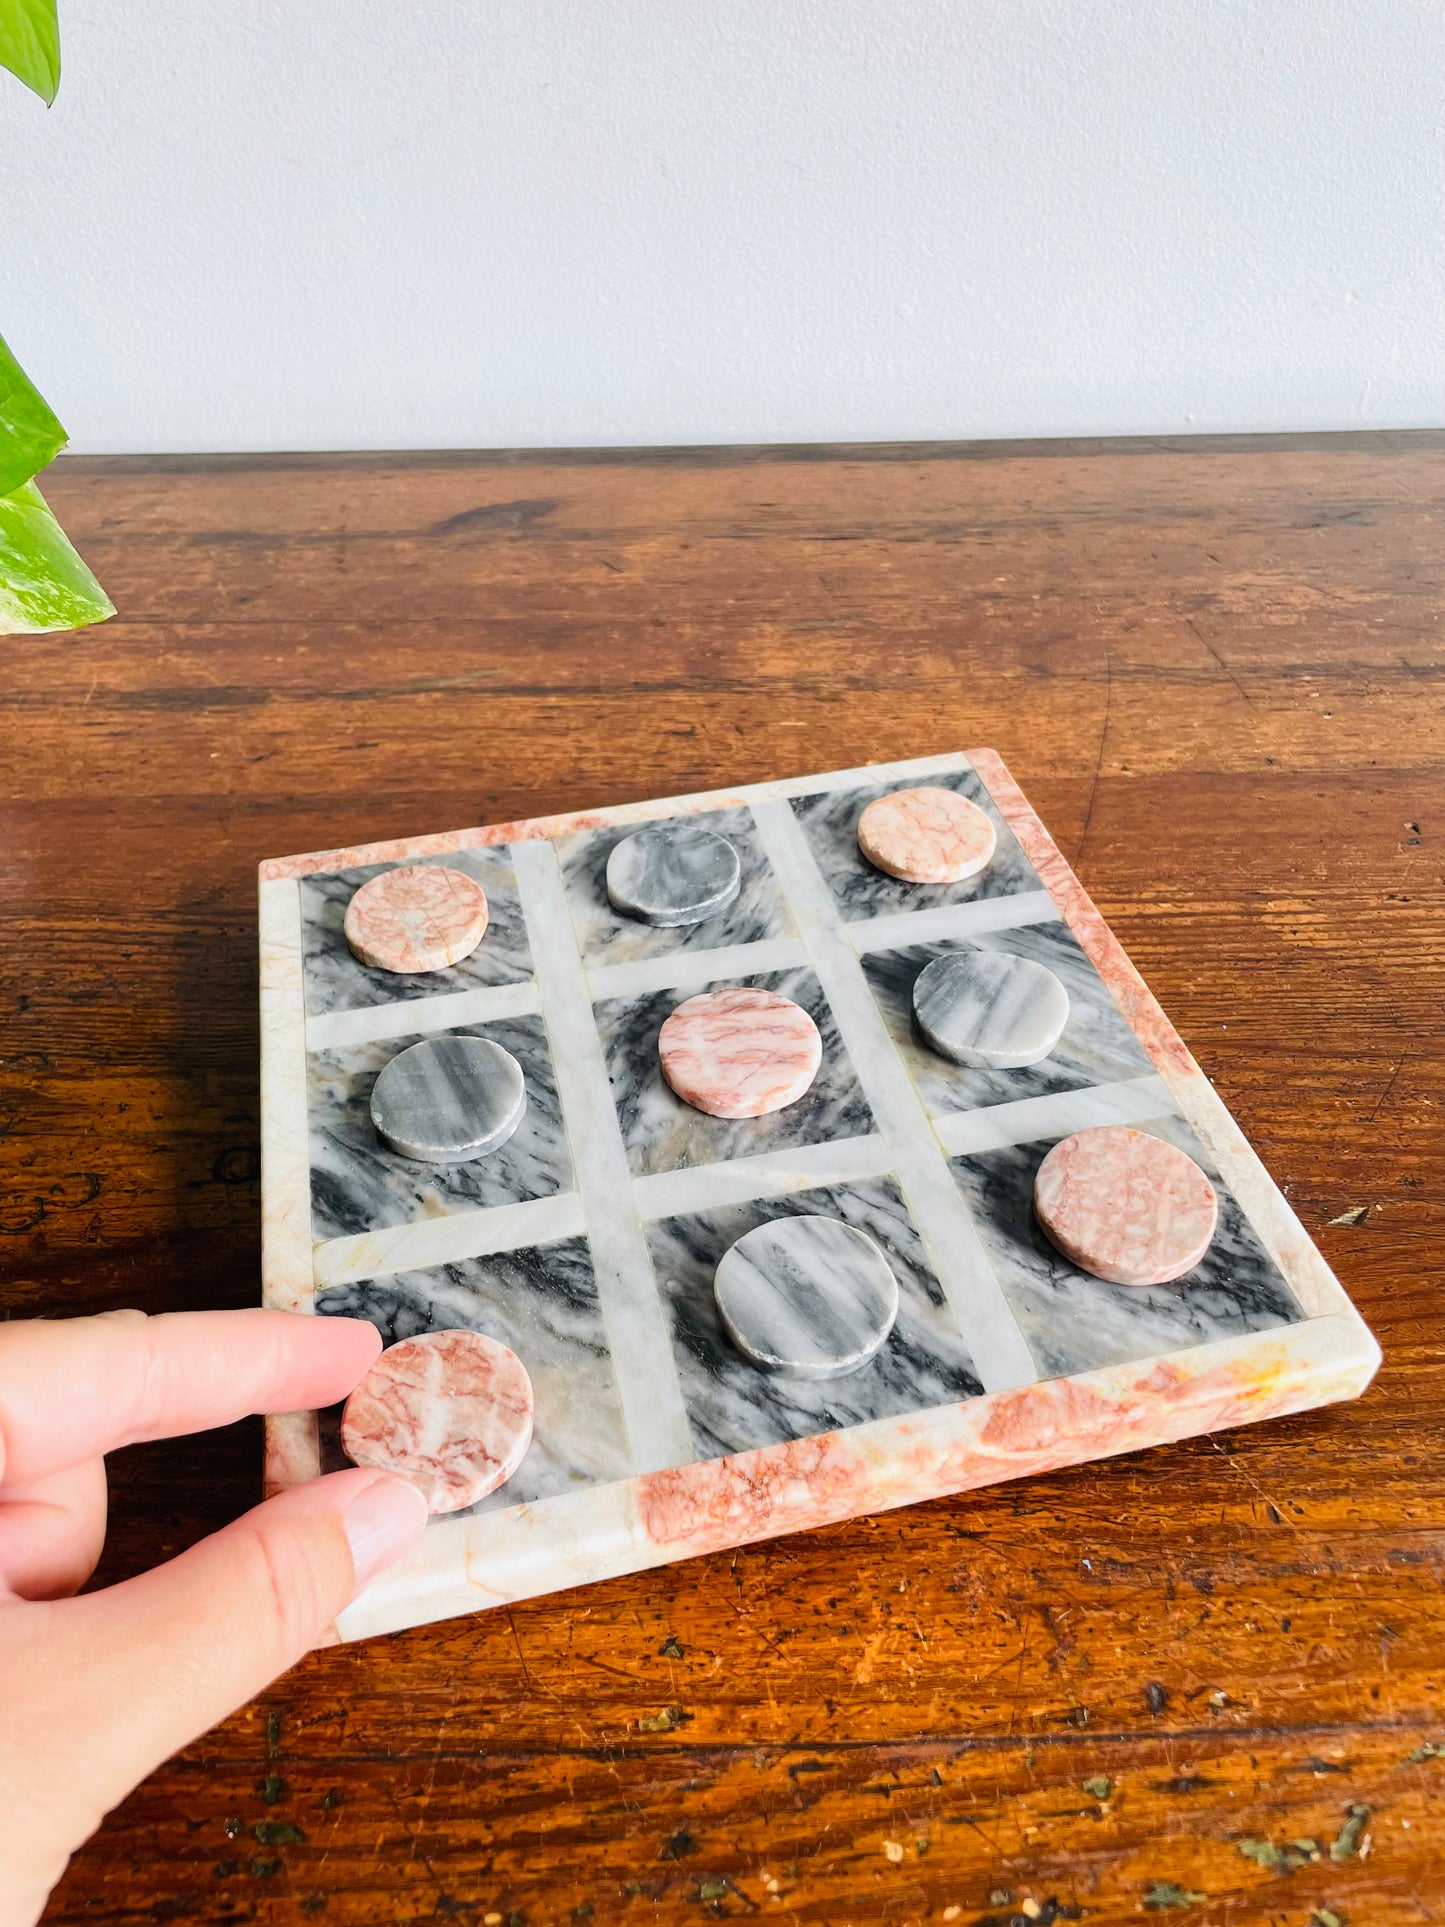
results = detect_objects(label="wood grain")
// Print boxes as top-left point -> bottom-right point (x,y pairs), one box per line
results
6,432 -> 1442,1925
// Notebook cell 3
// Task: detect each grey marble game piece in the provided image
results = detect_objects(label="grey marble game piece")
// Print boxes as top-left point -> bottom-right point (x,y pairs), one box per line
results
861,920 -> 1154,1118
594,965 -> 875,1178
369,1034 -> 526,1163
949,1113 -> 1303,1380
557,806 -> 795,967
308,1014 -> 570,1240
913,950 -> 1069,1068
647,1177 -> 982,1462
790,769 -> 1041,922
606,822 -> 742,927
313,1237 -> 634,1516
714,1214 -> 899,1379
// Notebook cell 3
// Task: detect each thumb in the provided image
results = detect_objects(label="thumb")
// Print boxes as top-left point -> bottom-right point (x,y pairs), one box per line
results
0,1468 -> 427,1922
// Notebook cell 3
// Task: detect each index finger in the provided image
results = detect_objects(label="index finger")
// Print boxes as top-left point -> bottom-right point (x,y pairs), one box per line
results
0,1308 -> 380,1487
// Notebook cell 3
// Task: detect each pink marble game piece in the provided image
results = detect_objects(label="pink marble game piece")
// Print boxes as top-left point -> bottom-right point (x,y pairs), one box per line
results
343,864 -> 489,974
340,1329 -> 534,1513
1033,1125 -> 1219,1287
658,986 -> 823,1119
857,786 -> 998,883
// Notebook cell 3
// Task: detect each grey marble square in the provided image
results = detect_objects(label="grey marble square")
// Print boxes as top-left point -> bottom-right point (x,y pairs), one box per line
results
313,1237 -> 633,1517
557,805 -> 795,966
307,1014 -> 571,1242
950,1114 -> 1303,1381
594,965 -> 875,1178
862,919 -> 1155,1118
791,768 -> 1041,922
301,847 -> 533,1018
647,1177 -> 983,1462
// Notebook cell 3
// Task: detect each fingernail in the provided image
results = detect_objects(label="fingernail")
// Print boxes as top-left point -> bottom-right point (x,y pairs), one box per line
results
342,1474 -> 430,1593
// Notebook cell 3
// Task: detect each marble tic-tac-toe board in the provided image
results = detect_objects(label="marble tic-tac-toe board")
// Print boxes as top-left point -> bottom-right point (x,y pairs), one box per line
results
258,751 -> 1380,1642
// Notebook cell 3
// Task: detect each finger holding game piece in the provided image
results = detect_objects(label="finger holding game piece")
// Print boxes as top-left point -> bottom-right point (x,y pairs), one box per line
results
606,822 -> 742,927
658,986 -> 822,1119
344,863 -> 489,973
341,1328 -> 534,1513
714,1215 -> 900,1379
913,950 -> 1070,1068
370,1034 -> 526,1163
1033,1125 -> 1219,1286
857,785 -> 997,884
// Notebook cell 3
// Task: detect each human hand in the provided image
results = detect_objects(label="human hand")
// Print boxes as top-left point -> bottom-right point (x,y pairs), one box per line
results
0,1307 -> 429,1926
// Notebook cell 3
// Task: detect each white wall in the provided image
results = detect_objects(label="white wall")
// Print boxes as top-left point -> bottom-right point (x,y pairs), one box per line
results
3,1 -> 1441,454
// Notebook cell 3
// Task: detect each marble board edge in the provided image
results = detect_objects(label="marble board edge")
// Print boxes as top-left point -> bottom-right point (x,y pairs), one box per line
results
258,871 -> 324,1493
334,1309 -> 1379,1642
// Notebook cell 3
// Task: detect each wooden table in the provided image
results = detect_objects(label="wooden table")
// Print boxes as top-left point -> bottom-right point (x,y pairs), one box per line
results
10,434 -> 1442,1925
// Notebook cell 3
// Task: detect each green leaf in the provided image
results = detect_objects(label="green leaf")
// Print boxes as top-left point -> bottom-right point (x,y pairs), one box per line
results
0,0 -> 60,104
0,331 -> 67,497
0,477 -> 115,633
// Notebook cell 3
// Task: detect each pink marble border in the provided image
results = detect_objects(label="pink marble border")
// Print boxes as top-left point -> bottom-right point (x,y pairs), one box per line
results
630,1312 -> 1366,1564
255,751 -> 982,880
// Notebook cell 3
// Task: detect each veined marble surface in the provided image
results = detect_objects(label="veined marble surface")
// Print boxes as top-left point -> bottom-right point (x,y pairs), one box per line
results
344,864 -> 490,974
913,950 -> 1069,1068
647,1177 -> 983,1461
857,785 -> 997,884
950,1113 -> 1302,1380
558,805 -> 795,966
606,822 -> 741,927
314,1237 -> 633,1516
714,1214 -> 900,1378
301,847 -> 533,1018
792,769 -> 1039,922
595,965 -> 874,1178
658,986 -> 822,1119
308,1016 -> 571,1242
369,1034 -> 527,1163
862,919 -> 1155,1119
1035,1125 -> 1219,1287
340,1328 -> 534,1512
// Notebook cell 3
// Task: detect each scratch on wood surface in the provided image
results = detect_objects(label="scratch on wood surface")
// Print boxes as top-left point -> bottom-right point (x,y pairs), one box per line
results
1365,1047 -> 1409,1124
1187,616 -> 1255,709
1072,644 -> 1114,872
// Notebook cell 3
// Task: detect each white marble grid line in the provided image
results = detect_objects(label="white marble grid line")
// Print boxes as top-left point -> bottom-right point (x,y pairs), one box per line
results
933,1074 -> 1177,1159
750,799 -> 1039,1393
306,980 -> 542,1053
312,1192 -> 588,1289
258,874 -> 322,1487
633,1133 -> 895,1223
586,936 -> 810,1005
849,890 -> 1062,956
510,837 -> 697,1474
